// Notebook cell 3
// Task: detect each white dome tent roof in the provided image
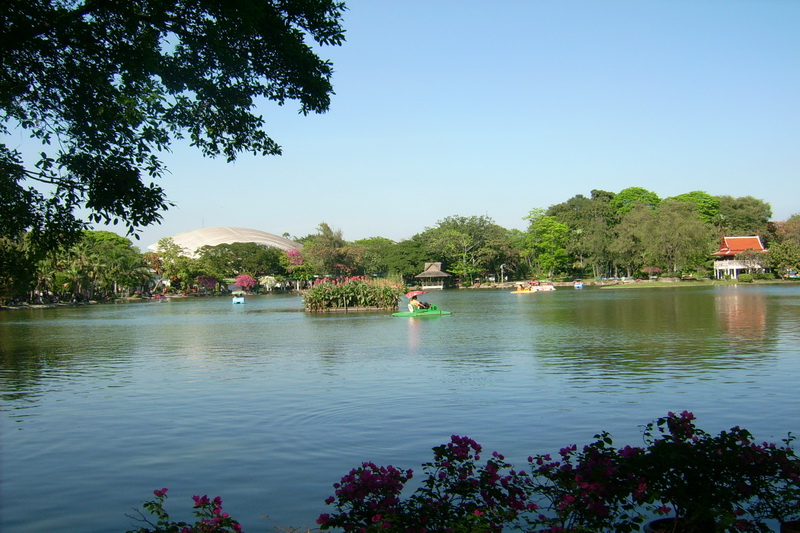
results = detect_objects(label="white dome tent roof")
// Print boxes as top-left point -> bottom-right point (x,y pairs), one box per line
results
147,227 -> 302,257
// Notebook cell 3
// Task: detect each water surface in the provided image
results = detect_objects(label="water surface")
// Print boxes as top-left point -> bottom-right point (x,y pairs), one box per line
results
2,285 -> 799,532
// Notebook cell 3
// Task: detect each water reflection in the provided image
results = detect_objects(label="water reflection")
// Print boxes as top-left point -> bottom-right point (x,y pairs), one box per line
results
524,288 -> 777,379
716,287 -> 768,352
407,318 -> 421,354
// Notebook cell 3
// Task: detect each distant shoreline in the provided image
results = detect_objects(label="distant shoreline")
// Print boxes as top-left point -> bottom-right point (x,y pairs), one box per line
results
4,279 -> 797,310
466,278 -> 798,290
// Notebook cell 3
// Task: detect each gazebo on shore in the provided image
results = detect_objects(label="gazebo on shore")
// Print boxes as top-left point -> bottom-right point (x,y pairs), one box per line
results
415,262 -> 451,290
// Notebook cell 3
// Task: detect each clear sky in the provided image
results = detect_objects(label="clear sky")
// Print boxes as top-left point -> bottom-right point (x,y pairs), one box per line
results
101,0 -> 799,249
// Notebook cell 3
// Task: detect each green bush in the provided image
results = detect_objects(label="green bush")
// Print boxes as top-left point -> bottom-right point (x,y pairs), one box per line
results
303,276 -> 405,311
737,273 -> 754,283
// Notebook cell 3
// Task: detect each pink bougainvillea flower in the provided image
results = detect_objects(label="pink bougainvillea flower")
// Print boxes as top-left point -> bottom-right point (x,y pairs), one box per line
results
192,494 -> 210,507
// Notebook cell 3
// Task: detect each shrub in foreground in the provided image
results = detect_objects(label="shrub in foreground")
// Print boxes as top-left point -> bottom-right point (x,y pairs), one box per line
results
127,488 -> 243,533
129,413 -> 800,533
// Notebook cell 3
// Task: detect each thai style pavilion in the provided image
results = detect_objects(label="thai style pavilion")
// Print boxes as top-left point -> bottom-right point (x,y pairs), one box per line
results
415,262 -> 451,290
712,236 -> 767,279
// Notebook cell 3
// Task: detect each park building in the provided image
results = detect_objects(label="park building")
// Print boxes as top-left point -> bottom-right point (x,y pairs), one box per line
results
147,226 -> 303,258
711,236 -> 767,280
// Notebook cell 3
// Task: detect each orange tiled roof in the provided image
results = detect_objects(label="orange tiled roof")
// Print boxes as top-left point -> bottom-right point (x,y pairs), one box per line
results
711,236 -> 766,257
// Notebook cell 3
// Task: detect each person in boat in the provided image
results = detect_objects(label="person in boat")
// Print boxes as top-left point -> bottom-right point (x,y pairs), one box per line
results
408,295 -> 430,312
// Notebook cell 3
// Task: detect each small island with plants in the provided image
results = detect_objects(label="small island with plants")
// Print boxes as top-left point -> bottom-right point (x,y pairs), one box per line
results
302,276 -> 406,312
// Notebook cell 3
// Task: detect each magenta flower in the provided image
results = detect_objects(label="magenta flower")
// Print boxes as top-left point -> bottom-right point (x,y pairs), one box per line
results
192,494 -> 210,507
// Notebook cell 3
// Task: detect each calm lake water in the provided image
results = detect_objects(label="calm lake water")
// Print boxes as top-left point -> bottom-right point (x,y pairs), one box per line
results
2,285 -> 799,532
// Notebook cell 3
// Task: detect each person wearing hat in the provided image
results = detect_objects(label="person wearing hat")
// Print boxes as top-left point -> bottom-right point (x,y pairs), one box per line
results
408,295 -> 430,312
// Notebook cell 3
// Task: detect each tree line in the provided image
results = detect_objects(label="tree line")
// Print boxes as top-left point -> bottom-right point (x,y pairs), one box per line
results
4,5 -> 799,303
3,187 -> 799,303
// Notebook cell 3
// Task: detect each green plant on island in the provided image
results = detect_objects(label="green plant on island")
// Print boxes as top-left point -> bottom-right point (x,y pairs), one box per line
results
303,276 -> 405,311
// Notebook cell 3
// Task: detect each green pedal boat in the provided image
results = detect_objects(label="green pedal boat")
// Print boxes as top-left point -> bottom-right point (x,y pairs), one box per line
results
392,304 -> 452,317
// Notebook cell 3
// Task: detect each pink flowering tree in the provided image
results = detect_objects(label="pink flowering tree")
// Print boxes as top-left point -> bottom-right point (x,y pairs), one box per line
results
234,274 -> 256,292
286,248 -> 303,266
284,248 -> 314,281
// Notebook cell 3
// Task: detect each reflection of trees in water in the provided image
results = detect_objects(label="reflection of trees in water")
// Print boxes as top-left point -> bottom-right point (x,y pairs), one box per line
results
0,318 -> 138,409
528,289 -> 775,377
0,325 -> 70,402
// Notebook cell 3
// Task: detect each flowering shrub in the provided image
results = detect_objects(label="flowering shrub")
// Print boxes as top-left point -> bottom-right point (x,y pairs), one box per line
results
638,411 -> 745,531
524,432 -> 646,532
318,415 -> 800,533
284,249 -> 315,281
303,276 -> 404,311
406,436 -> 534,532
743,433 -> 800,527
286,248 -> 303,266
127,414 -> 799,533
234,274 -> 256,292
638,411 -> 800,532
316,462 -> 414,531
126,488 -> 243,533
317,435 -> 534,532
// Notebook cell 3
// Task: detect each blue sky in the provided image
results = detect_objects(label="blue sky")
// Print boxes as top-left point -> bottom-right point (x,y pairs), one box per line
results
110,1 -> 798,248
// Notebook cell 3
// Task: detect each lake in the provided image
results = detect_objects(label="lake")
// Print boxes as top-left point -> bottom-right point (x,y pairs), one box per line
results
2,285 -> 799,532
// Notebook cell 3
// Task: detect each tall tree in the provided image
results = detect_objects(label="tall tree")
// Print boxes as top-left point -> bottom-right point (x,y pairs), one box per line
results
523,209 -> 570,280
667,191 -> 720,223
418,215 -> 509,285
0,235 -> 37,300
610,205 -> 651,277
715,196 -> 772,237
774,214 -> 800,246
154,237 -> 197,289
351,237 -> 396,276
547,190 -> 616,278
1,0 -> 346,248
644,201 -> 716,274
301,222 -> 355,276
768,241 -> 800,276
382,237 -> 428,282
611,202 -> 715,276
196,242 -> 282,279
610,187 -> 661,216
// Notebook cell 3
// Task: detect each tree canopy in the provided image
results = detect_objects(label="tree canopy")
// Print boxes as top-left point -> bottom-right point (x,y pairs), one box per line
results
716,195 -> 772,237
418,215 -> 515,285
0,0 -> 346,248
609,187 -> 661,216
667,191 -> 720,223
